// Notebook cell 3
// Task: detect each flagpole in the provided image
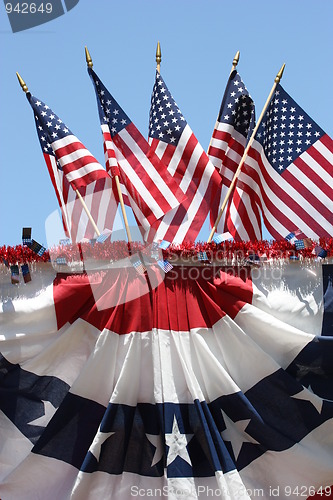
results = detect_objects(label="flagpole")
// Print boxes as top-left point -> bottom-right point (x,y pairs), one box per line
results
207,62 -> 286,243
156,41 -> 161,73
85,47 -> 132,244
16,71 -> 102,238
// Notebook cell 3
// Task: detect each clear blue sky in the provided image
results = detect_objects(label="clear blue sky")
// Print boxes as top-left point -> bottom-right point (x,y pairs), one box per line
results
1,0 -> 332,247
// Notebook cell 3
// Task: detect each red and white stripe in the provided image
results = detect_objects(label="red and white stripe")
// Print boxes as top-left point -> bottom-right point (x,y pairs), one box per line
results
236,135 -> 333,240
101,123 -> 185,237
148,124 -> 221,243
51,134 -> 110,190
208,122 -> 262,241
45,153 -> 118,243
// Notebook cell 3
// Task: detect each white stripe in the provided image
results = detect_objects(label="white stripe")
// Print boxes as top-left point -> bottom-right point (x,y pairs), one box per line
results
119,128 -> 180,208
167,124 -> 192,177
315,137 -> 333,164
63,161 -> 105,183
151,140 -> 168,161
51,134 -> 80,151
56,146 -> 93,166
299,144 -> 333,193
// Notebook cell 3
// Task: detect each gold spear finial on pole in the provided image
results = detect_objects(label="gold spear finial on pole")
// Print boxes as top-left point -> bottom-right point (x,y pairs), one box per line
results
156,41 -> 161,73
275,63 -> 285,83
231,50 -> 240,72
85,46 -> 93,68
16,72 -> 28,93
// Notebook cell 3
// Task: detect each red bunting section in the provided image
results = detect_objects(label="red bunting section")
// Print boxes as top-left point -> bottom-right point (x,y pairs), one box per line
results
53,266 -> 253,334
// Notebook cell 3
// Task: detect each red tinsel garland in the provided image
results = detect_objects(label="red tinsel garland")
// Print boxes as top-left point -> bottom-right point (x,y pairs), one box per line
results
0,238 -> 332,266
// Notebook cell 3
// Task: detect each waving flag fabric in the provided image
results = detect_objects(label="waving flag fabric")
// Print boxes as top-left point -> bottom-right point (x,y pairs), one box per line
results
27,93 -> 117,242
88,68 -> 185,239
1,259 -> 333,499
234,84 -> 333,240
208,70 -> 261,241
148,71 -> 221,244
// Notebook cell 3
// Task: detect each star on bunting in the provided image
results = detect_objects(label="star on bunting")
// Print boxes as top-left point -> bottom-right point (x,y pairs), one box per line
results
146,433 -> 164,467
89,430 -> 115,462
27,400 -> 57,427
165,415 -> 194,466
221,410 -> 259,460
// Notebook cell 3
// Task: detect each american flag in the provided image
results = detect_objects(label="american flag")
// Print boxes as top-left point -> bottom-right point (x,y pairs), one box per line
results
236,84 -> 333,240
208,70 -> 261,241
27,93 -> 117,242
148,71 -> 221,244
88,67 -> 185,240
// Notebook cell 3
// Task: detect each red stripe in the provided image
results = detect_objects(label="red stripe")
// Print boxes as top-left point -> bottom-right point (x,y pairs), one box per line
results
53,266 -> 253,333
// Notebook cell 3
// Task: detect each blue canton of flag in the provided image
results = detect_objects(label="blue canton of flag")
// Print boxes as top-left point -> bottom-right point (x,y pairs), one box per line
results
256,87 -> 324,175
215,70 -> 255,140
149,73 -> 187,143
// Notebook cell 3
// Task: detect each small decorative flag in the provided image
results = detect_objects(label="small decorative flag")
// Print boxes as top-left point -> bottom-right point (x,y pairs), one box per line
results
96,229 -> 112,244
303,238 -> 313,249
30,240 -> 46,257
289,255 -> 300,261
159,240 -> 171,250
295,240 -> 305,250
59,238 -> 71,246
248,253 -> 260,262
150,242 -> 160,260
2,258 -> 9,268
130,256 -> 147,275
157,259 -> 173,273
197,251 -> 209,262
22,227 -> 32,246
285,232 -> 297,244
212,232 -> 232,244
56,256 -> 67,265
10,265 -> 20,284
21,263 -> 31,283
313,245 -> 328,259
